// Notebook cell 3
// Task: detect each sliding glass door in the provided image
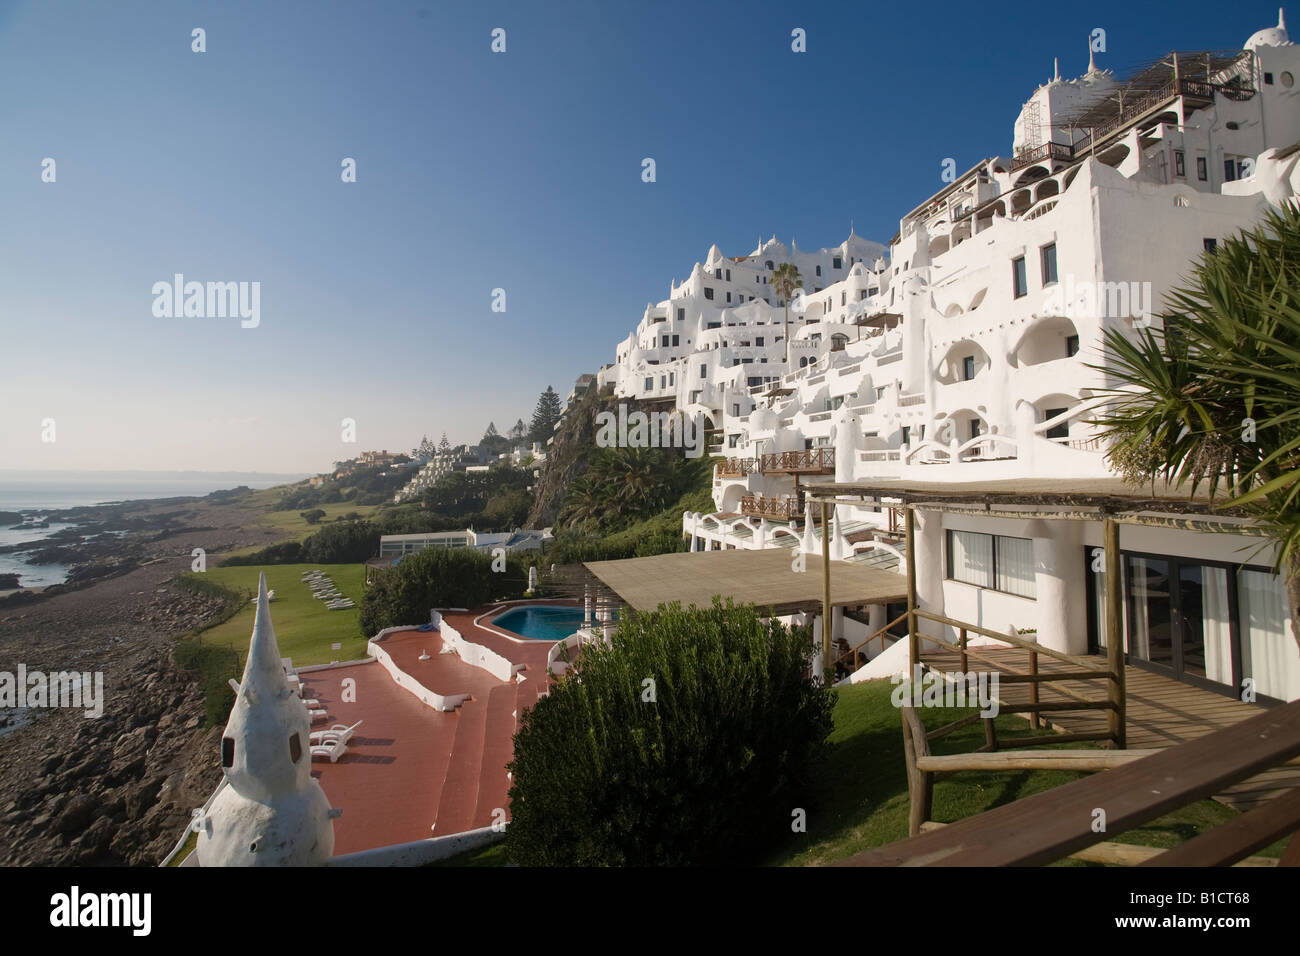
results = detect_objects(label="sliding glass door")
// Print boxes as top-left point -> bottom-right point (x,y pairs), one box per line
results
1089,550 -> 1243,697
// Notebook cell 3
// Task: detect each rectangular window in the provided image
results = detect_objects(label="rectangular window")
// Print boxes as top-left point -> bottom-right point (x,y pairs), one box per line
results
947,530 -> 1035,598
732,404 -> 740,416
962,355 -> 975,381
1224,158 -> 1236,182
841,291 -> 847,305
704,287 -> 714,300
1204,238 -> 1217,254
833,257 -> 842,269
1265,71 -> 1274,85
1012,256 -> 1028,298
1066,334 -> 1080,357
1044,407 -> 1068,440
672,335 -> 679,346
659,375 -> 666,388
644,377 -> 653,391
725,269 -> 731,281
756,336 -> 764,346
661,336 -> 669,347
1196,156 -> 1208,181
969,419 -> 981,440
816,265 -> 822,276
700,364 -> 707,378
948,530 -> 994,589
726,292 -> 732,303
1174,150 -> 1185,177
901,425 -> 910,445
1040,242 -> 1058,285
677,307 -> 685,321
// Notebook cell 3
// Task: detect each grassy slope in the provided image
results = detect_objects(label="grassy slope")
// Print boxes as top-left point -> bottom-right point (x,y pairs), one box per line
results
189,563 -> 369,666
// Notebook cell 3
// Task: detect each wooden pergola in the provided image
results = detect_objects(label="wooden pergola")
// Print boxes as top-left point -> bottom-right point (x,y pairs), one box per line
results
582,547 -> 907,617
803,475 -> 1266,748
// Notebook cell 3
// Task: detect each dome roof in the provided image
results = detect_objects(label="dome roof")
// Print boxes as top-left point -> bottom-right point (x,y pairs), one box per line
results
1246,9 -> 1291,50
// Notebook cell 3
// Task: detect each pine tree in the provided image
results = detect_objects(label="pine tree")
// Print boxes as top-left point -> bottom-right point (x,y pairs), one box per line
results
510,418 -> 527,441
484,421 -> 499,439
439,432 -> 450,454
529,387 -> 563,444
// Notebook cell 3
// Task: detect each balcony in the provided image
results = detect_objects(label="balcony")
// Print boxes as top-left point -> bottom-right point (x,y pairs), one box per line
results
759,447 -> 835,474
717,457 -> 756,478
740,494 -> 801,520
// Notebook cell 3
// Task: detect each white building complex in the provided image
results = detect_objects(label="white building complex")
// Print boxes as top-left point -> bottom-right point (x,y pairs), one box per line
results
599,16 -> 1300,704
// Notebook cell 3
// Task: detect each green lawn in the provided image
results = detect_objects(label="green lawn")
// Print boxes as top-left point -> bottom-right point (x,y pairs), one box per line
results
256,502 -> 381,540
189,563 -> 370,666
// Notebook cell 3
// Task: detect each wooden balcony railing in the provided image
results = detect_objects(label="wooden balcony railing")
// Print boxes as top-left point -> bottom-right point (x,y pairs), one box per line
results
717,457 -> 756,478
759,447 -> 835,474
740,494 -> 801,520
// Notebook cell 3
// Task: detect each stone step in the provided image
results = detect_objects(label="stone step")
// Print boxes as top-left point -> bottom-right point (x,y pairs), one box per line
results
471,682 -> 519,830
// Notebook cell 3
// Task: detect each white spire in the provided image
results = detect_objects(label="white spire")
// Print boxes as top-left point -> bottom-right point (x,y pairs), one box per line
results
196,571 -> 337,866
1281,6 -> 1287,30
1087,39 -> 1096,74
1053,57 -> 1060,82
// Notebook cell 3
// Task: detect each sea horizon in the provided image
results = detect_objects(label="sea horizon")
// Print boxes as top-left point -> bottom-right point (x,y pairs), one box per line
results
0,469 -> 307,513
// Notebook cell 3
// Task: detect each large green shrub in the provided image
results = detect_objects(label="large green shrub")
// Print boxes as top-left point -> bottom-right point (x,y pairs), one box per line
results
359,546 -> 529,634
505,600 -> 834,865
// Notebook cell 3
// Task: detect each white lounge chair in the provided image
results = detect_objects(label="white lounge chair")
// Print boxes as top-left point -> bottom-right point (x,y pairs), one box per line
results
310,738 -> 348,762
310,720 -> 363,746
308,708 -> 329,723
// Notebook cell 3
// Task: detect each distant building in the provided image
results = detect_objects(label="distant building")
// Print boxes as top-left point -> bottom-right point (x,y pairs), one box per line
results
366,528 -> 552,583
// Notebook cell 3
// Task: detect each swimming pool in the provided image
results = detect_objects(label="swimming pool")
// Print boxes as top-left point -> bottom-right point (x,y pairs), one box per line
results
491,605 -> 596,642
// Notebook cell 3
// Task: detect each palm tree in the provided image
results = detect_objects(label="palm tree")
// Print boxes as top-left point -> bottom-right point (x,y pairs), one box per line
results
771,262 -> 803,364
1093,203 -> 1300,652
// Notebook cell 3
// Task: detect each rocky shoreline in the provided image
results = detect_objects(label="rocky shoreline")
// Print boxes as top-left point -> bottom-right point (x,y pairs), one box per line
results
0,491 -> 288,866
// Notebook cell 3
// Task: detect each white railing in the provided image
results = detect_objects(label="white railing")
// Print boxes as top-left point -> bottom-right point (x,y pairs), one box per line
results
955,433 -> 1019,462
859,450 -> 902,462
368,626 -> 473,711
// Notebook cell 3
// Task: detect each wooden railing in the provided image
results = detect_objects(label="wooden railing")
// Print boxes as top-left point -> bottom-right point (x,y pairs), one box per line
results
1010,140 -> 1074,171
835,611 -> 908,676
759,447 -> 835,473
740,494 -> 800,520
717,457 -> 755,478
837,697 -> 1300,866
914,609 -> 1123,747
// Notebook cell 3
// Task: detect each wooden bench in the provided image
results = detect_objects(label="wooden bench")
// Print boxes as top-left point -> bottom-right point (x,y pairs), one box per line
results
900,704 -> 1158,836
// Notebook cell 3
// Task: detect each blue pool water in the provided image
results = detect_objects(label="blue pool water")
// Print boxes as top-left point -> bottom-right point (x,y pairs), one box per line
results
492,605 -> 595,641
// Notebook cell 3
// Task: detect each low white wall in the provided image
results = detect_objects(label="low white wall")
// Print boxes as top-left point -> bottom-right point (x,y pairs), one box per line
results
367,627 -> 470,712
327,825 -> 505,867
441,618 -> 520,683
841,632 -> 1010,685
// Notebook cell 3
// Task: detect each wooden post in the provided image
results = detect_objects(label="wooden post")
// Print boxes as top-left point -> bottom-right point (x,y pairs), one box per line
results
906,506 -> 919,675
959,628 -> 968,673
1029,649 -> 1041,730
821,500 -> 833,679
1104,516 -> 1127,749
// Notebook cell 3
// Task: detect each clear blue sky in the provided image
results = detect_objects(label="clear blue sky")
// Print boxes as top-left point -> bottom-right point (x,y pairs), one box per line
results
0,0 -> 1281,472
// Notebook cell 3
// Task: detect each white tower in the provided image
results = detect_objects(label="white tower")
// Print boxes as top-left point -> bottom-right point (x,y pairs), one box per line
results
196,574 -> 337,866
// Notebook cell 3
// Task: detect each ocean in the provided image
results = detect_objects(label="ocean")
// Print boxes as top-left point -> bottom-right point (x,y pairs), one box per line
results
0,470 -> 305,589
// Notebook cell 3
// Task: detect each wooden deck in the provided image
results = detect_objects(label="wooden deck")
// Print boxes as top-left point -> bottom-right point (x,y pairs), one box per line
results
924,646 -> 1300,813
